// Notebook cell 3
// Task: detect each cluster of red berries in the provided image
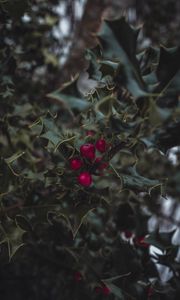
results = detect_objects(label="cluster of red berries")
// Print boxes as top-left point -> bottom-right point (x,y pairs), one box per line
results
69,134 -> 109,187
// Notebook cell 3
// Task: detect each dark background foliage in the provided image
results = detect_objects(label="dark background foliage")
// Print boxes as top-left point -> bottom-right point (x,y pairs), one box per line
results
0,1 -> 180,299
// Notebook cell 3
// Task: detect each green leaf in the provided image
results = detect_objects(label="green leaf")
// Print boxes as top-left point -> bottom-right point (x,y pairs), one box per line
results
54,135 -> 76,152
18,204 -> 62,228
99,59 -> 119,70
15,215 -> 33,232
77,72 -> 99,97
29,118 -> 43,136
56,204 -> 96,239
98,19 -> 147,98
0,216 -> 25,260
85,49 -> 102,81
4,151 -> 25,164
113,167 -> 160,191
149,99 -> 172,126
0,159 -> 10,195
145,230 -> 176,250
143,71 -> 158,86
121,175 -> 160,191
47,91 -> 91,111
41,130 -> 61,147
103,273 -> 131,283
106,18 -> 140,70
95,95 -> 115,116
155,46 -> 180,93
165,70 -> 180,93
23,170 -> 45,181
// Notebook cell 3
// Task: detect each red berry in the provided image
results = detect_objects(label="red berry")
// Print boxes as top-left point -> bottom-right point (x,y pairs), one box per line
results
134,236 -> 149,248
70,158 -> 83,170
147,286 -> 154,298
78,172 -> 92,187
95,157 -> 108,170
74,271 -> 82,282
102,285 -> 111,296
80,143 -> 95,160
86,130 -> 95,136
95,139 -> 107,153
124,230 -> 133,239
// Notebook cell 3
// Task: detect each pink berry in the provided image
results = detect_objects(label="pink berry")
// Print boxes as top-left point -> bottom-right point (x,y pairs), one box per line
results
124,230 -> 133,239
70,158 -> 83,170
102,285 -> 111,296
80,143 -> 95,160
95,157 -> 108,170
95,139 -> 107,153
78,172 -> 92,187
74,271 -> 82,282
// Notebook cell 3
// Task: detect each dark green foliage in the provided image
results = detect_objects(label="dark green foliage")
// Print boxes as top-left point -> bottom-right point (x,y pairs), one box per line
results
0,1 -> 180,300
136,0 -> 180,46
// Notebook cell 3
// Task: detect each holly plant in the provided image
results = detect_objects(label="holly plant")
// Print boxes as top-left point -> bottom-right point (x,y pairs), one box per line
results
0,4 -> 180,300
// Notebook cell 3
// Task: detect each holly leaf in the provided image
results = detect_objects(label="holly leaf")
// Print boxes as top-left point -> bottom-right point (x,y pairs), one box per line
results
0,216 -> 26,260
95,95 -> 115,117
0,158 -> 10,194
47,73 -> 85,112
113,166 -> 160,191
15,215 -> 33,232
47,90 -> 91,111
77,71 -> 99,97
4,151 -> 25,176
55,203 -> 96,239
85,49 -> 102,81
148,99 -> 172,126
40,130 -> 61,147
106,17 -> 140,71
98,18 -> 147,98
145,230 -> 177,250
165,70 -> 180,94
155,46 -> 180,93
4,151 -> 25,165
